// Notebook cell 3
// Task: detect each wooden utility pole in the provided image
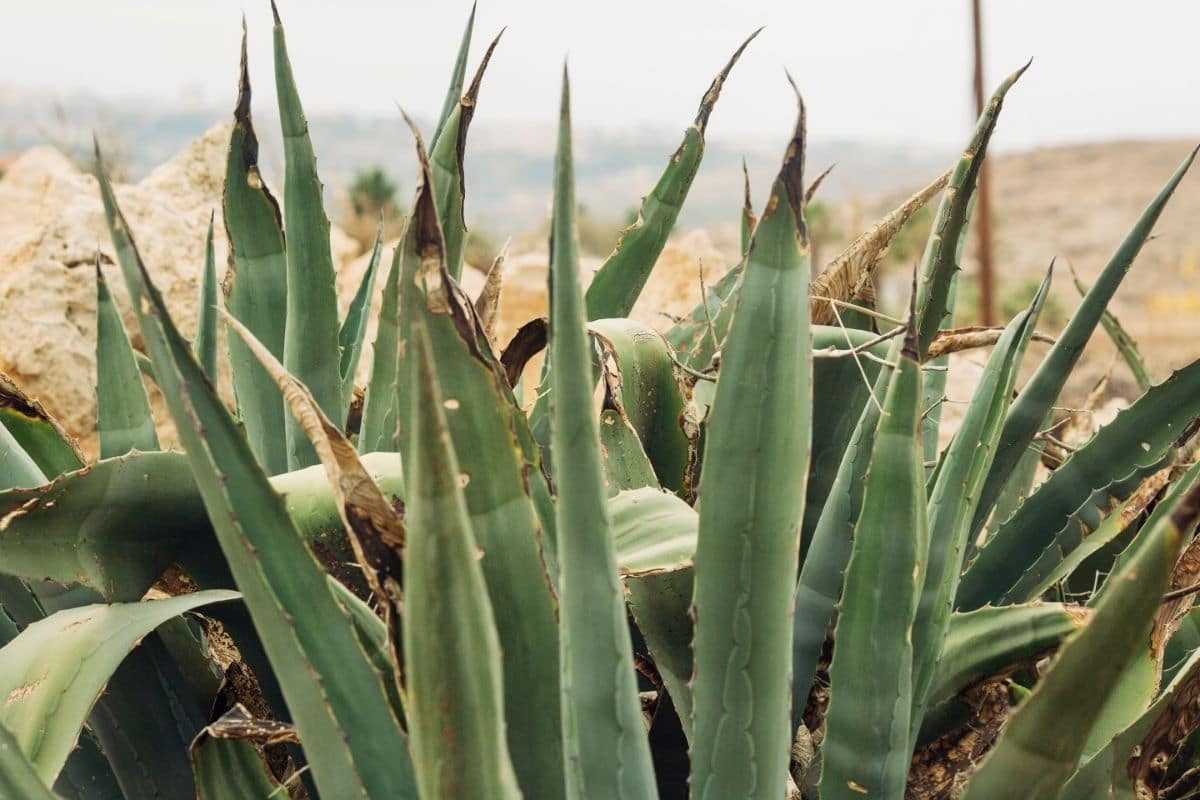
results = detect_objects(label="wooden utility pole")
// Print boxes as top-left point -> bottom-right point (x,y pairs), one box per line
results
971,0 -> 996,325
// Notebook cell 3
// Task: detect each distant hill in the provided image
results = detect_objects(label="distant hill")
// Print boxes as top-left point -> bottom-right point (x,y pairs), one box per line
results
0,86 -> 952,233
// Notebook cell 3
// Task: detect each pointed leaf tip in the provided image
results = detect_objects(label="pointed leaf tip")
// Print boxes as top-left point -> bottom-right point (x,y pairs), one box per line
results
993,58 -> 1032,98
805,162 -> 835,205
464,29 -> 504,104
235,21 -> 251,120
269,0 -> 281,25
695,27 -> 762,132
771,75 -> 807,240
904,267 -> 920,360
395,104 -> 417,137
558,64 -> 571,115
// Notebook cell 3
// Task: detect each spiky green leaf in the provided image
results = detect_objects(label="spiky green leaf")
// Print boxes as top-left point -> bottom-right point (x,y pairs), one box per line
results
0,449 -> 400,603
272,5 -> 344,468
403,323 -> 522,800
971,146 -> 1198,540
914,64 -> 1027,357
958,357 -> 1200,610
960,485 -> 1198,800
550,70 -> 658,800
430,32 -> 501,280
223,24 -> 289,475
820,323 -> 925,800
99,150 -> 416,799
431,2 -> 476,151
791,336 -> 898,733
95,263 -> 158,458
394,116 -> 565,800
691,85 -> 811,800
910,267 -> 1050,731
591,319 -> 690,494
584,29 -> 759,321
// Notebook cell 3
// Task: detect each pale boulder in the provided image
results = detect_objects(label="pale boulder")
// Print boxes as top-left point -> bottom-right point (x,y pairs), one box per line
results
0,125 -> 361,459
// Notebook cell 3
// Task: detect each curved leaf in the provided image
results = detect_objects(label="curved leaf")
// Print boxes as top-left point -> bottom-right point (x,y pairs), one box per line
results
612,488 -> 697,739
0,590 -> 238,787
610,486 -> 695,576
599,407 -> 659,495
926,603 -> 1087,711
0,449 -> 401,602
0,420 -> 46,491
910,268 -> 1050,730
957,358 -> 1200,610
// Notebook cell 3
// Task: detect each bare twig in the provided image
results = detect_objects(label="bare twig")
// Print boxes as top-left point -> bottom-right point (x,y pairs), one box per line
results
812,324 -> 905,359
1163,581 -> 1200,603
810,296 -> 905,327
830,300 -> 884,413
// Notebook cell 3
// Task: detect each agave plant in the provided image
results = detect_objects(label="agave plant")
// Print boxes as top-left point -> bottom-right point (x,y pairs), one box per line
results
1,5 -> 1200,800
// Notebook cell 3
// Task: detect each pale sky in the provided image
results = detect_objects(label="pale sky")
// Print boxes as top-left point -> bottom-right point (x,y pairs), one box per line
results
3,0 -> 1198,150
